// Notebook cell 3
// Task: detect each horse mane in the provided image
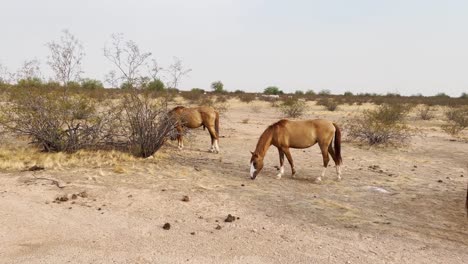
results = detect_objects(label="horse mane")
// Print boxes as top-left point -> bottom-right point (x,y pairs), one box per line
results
254,120 -> 288,156
172,106 -> 186,111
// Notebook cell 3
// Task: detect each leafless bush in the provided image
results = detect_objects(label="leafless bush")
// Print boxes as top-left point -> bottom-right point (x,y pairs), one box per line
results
316,97 -> 339,111
417,105 -> 435,120
238,93 -> 255,103
279,98 -> 307,118
118,94 -> 176,158
0,89 -> 112,152
442,106 -> 468,136
249,103 -> 262,113
347,103 -> 413,145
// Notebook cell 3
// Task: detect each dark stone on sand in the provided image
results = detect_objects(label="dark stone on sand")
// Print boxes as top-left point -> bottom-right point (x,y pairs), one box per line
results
28,165 -> 45,171
182,195 -> 190,202
225,214 -> 236,222
215,225 -> 222,230
163,223 -> 171,230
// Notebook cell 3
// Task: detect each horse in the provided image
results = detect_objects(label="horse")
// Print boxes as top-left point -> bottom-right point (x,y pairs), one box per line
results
249,119 -> 342,182
168,106 -> 220,153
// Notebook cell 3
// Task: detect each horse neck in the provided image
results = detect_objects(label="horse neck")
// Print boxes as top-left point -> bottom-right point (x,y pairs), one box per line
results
254,127 -> 273,158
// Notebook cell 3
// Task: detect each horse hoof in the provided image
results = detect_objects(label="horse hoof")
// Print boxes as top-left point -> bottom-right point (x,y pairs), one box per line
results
276,174 -> 282,179
314,177 -> 322,183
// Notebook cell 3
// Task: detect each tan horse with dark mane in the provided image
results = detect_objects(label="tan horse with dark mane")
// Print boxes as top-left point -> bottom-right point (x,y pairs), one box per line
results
169,106 -> 220,153
249,119 -> 342,182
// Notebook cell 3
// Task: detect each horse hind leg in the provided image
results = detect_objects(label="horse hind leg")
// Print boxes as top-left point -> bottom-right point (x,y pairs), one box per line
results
276,149 -> 285,179
328,145 -> 342,181
316,142 -> 331,183
206,126 -> 219,153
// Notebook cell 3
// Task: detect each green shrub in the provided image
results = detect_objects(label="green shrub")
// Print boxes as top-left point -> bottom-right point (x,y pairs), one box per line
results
318,89 -> 331,96
146,79 -> 165,92
264,86 -> 283,95
295,90 -> 304,95
16,77 -> 43,88
211,81 -> 224,93
81,78 -> 104,90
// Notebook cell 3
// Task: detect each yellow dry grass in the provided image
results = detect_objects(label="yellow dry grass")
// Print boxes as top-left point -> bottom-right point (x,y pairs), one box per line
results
0,146 -> 143,171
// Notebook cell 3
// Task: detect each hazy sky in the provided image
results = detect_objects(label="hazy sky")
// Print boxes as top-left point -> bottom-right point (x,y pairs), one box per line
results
1,0 -> 467,96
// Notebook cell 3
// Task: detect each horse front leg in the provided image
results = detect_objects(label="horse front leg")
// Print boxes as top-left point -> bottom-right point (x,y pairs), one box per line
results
283,148 -> 296,178
276,148 -> 285,179
177,134 -> 184,150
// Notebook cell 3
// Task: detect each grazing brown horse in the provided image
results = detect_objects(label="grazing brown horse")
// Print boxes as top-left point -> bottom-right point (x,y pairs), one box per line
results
169,106 -> 220,153
249,119 -> 342,182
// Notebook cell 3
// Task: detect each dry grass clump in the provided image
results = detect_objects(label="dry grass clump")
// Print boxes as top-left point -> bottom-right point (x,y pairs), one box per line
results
249,103 -> 263,113
347,103 -> 414,145
0,146 -> 136,171
238,93 -> 256,103
416,105 -> 435,120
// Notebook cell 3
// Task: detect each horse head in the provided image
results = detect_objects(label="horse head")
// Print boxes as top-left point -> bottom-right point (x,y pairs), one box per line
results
249,151 -> 264,180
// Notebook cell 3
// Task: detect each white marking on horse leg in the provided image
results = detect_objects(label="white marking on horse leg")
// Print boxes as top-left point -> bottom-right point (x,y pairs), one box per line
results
178,140 -> 183,150
321,167 -> 327,178
336,165 -> 342,181
250,162 -> 256,179
276,165 -> 284,179
214,140 -> 220,153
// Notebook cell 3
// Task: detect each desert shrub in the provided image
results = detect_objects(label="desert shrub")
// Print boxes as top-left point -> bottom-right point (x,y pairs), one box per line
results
181,89 -> 204,103
66,81 -> 81,89
45,80 -> 62,89
318,89 -> 331,96
460,92 -> 468,99
199,96 -> 215,107
145,79 -> 165,92
0,89 -> 112,152
305,90 -> 316,96
347,103 -> 413,145
16,77 -> 44,88
316,97 -> 339,111
417,105 -> 434,120
442,106 -> 468,136
295,90 -> 304,95
250,103 -> 262,113
81,78 -> 104,90
118,94 -> 175,158
234,90 -> 244,94
264,86 -> 283,95
238,93 -> 255,103
279,98 -> 307,118
344,91 -> 354,96
211,81 -> 224,93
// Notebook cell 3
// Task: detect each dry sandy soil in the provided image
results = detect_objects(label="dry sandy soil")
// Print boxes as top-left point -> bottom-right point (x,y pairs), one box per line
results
0,100 -> 467,264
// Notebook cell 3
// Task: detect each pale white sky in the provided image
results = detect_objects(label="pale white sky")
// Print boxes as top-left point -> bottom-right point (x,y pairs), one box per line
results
1,0 -> 467,96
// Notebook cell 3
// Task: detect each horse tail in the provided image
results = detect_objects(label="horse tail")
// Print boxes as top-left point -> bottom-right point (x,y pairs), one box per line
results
333,123 -> 342,165
215,111 -> 220,138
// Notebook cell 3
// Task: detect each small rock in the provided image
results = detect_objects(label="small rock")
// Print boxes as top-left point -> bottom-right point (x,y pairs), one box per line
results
78,191 -> 88,198
215,225 -> 222,230
241,184 -> 245,187
128,194 -> 133,198
97,207 -> 102,211
181,195 -> 190,202
56,195 -> 69,202
446,177 -> 451,180
413,165 -> 417,168
71,194 -> 78,200
45,201 -> 49,204
190,232 -> 195,235
161,189 -> 167,192
437,179 -> 443,183
194,166 -> 201,171
163,223 -> 171,230
225,214 -> 236,222
68,207 -> 72,210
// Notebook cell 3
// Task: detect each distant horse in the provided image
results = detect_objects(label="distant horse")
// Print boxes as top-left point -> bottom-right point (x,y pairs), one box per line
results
169,106 -> 220,153
249,119 -> 342,182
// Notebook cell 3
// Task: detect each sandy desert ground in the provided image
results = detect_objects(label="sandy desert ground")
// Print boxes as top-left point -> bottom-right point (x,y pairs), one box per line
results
0,99 -> 467,264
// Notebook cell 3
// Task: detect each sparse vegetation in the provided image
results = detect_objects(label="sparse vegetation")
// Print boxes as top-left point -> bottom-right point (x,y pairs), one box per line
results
442,106 -> 468,136
417,105 -> 435,120
347,103 -> 413,145
211,81 -> 224,93
316,97 -> 339,111
238,93 -> 255,103
279,98 -> 307,118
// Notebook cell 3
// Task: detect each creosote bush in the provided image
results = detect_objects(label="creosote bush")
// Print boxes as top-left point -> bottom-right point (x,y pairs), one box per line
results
118,94 -> 176,158
238,93 -> 255,103
347,103 -> 413,145
442,106 -> 468,136
0,89 -> 112,152
279,98 -> 307,118
416,105 -> 434,120
316,97 -> 339,111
